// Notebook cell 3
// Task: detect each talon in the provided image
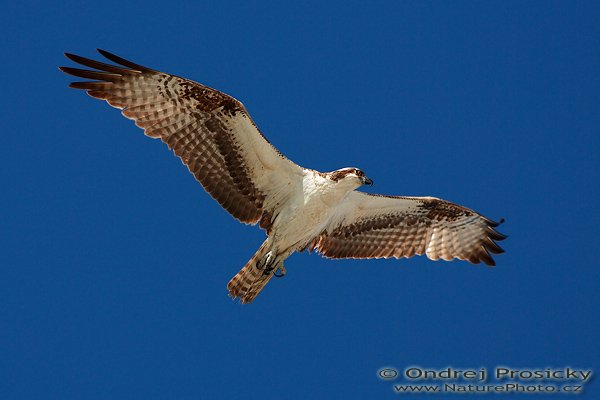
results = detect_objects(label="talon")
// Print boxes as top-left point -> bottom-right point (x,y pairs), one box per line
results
263,265 -> 275,275
274,263 -> 286,278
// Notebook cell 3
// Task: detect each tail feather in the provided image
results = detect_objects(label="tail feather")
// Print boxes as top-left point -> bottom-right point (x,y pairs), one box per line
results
228,241 -> 275,304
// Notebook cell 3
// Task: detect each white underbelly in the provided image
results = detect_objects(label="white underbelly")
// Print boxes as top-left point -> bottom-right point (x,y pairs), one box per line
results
271,201 -> 333,250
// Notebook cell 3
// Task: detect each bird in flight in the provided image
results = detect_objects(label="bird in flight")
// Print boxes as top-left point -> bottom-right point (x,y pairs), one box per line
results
60,50 -> 506,303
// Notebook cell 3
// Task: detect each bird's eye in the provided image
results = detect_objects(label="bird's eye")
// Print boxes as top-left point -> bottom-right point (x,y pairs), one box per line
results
356,170 -> 364,177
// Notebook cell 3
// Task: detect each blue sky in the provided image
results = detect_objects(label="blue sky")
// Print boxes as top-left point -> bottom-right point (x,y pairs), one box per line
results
2,1 -> 599,399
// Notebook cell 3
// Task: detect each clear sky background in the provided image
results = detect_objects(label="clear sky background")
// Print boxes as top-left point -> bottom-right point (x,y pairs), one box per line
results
2,1 -> 599,399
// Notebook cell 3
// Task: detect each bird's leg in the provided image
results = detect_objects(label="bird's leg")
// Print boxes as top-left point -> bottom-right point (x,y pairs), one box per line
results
259,251 -> 280,276
259,246 -> 291,277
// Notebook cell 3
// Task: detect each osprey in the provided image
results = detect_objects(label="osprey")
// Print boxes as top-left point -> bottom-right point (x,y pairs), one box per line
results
60,50 -> 506,303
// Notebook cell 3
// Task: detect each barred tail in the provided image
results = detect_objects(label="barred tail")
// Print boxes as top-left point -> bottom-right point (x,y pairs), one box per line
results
227,240 -> 275,304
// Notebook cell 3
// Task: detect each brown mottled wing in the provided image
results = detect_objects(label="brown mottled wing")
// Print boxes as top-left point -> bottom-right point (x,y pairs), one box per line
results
311,192 -> 506,266
60,50 -> 303,227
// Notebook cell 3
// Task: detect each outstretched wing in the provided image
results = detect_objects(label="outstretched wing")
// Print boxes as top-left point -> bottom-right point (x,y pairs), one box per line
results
60,50 -> 304,228
310,192 -> 506,266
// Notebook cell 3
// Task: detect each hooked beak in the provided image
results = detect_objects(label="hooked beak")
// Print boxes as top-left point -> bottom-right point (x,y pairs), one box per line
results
362,176 -> 373,186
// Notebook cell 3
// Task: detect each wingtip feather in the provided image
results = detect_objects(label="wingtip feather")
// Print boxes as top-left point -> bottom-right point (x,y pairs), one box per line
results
96,49 -> 152,72
64,52 -> 78,62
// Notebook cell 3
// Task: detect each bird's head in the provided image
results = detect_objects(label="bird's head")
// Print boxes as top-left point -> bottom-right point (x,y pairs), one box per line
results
328,167 -> 373,189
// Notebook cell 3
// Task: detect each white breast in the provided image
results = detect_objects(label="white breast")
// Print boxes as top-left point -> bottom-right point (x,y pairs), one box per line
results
270,171 -> 343,250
